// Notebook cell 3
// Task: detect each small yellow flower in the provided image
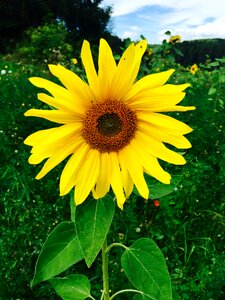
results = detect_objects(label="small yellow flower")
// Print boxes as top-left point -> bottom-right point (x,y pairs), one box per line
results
169,35 -> 181,44
190,64 -> 198,74
146,48 -> 153,56
24,39 -> 195,209
72,58 -> 78,64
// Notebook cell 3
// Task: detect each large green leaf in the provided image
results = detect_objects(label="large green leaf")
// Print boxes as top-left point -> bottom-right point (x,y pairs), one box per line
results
75,195 -> 115,267
133,175 -> 181,199
121,238 -> 173,300
50,274 -> 91,300
134,291 -> 179,300
31,221 -> 83,286
133,294 -> 153,300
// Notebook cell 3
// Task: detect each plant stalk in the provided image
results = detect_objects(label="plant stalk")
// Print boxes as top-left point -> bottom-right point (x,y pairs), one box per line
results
102,238 -> 110,300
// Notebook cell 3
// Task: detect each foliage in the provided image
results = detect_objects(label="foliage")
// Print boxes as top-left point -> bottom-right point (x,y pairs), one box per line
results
16,21 -> 74,65
175,38 -> 225,66
0,36 -> 225,299
0,0 -> 112,53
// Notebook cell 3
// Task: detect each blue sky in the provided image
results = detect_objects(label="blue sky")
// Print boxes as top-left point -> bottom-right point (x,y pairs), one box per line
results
101,0 -> 225,43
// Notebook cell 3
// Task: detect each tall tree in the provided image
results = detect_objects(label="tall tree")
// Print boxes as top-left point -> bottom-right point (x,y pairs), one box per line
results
0,0 -> 112,52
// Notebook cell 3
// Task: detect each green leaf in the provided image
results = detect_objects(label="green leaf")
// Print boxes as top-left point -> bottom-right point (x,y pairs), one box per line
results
31,221 -> 83,286
121,238 -> 173,300
165,30 -> 171,35
50,274 -> 91,300
219,75 -> 225,83
208,61 -> 220,67
208,87 -> 217,96
147,182 -> 175,199
134,176 -> 180,199
75,195 -> 115,267
133,294 -> 153,300
134,290 -> 180,300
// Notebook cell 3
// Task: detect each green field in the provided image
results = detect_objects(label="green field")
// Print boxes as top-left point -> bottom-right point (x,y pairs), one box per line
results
1,38 -> 225,299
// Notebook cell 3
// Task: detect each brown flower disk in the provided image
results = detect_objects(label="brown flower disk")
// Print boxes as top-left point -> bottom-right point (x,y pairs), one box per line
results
82,100 -> 137,152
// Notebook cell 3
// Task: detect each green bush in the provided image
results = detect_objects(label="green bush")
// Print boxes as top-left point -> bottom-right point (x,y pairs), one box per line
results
16,21 -> 73,65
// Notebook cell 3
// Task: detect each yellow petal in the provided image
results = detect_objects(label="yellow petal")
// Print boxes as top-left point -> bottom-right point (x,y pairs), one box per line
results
138,120 -> 192,149
136,131 -> 186,165
158,105 -> 196,112
24,123 -> 81,146
110,43 -> 136,100
93,152 -> 111,199
60,142 -> 89,196
124,69 -> 174,100
130,40 -> 148,84
35,137 -> 82,179
138,112 -> 193,135
127,92 -> 186,110
37,93 -> 85,115
149,83 -> 190,94
81,40 -> 99,99
75,149 -> 100,205
25,109 -> 81,124
118,154 -> 134,198
131,139 -> 171,184
29,132 -> 83,164
29,77 -> 73,101
119,146 -> 149,199
48,64 -> 93,105
112,41 -> 147,99
110,152 -> 126,209
98,39 -> 117,100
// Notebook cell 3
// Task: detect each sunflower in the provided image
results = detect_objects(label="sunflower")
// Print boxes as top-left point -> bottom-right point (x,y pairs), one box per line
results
24,39 -> 195,209
190,64 -> 198,74
169,35 -> 181,44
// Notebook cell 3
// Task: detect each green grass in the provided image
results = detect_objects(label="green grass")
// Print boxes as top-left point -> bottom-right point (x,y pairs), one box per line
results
0,46 -> 225,300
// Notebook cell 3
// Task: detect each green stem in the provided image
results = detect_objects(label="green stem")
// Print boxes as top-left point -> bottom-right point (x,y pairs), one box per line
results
106,242 -> 128,253
110,289 -> 142,300
102,238 -> 110,300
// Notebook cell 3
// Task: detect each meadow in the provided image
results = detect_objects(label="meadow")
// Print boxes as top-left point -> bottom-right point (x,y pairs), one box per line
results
0,34 -> 225,299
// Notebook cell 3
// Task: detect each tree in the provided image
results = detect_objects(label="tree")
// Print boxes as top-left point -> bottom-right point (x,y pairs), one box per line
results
0,0 -> 112,52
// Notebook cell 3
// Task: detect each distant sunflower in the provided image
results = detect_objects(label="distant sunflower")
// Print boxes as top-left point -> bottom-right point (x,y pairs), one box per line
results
190,64 -> 198,74
169,35 -> 181,44
24,39 -> 195,209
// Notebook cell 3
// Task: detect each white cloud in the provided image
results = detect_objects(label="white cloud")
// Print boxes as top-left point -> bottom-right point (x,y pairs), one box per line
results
122,26 -> 142,39
101,0 -> 225,42
102,0 -> 176,16
181,18 -> 225,40
158,18 -> 225,41
102,0 -> 225,19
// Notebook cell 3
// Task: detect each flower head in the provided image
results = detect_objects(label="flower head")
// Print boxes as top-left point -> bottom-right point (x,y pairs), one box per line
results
24,39 -> 195,209
72,58 -> 78,64
169,35 -> 181,44
153,200 -> 160,207
190,64 -> 198,74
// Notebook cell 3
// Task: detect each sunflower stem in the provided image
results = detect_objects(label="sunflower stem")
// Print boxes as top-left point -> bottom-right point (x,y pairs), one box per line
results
102,238 -> 110,300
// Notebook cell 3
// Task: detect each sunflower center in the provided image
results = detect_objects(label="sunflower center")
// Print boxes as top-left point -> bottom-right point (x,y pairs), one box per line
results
82,100 -> 137,152
97,113 -> 122,136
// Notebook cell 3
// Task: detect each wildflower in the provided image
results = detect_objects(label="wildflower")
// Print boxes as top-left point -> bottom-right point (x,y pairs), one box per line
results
24,39 -> 195,209
1,70 -> 6,75
169,35 -> 181,44
153,200 -> 160,207
72,58 -> 78,64
146,48 -> 153,56
190,64 -> 198,74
